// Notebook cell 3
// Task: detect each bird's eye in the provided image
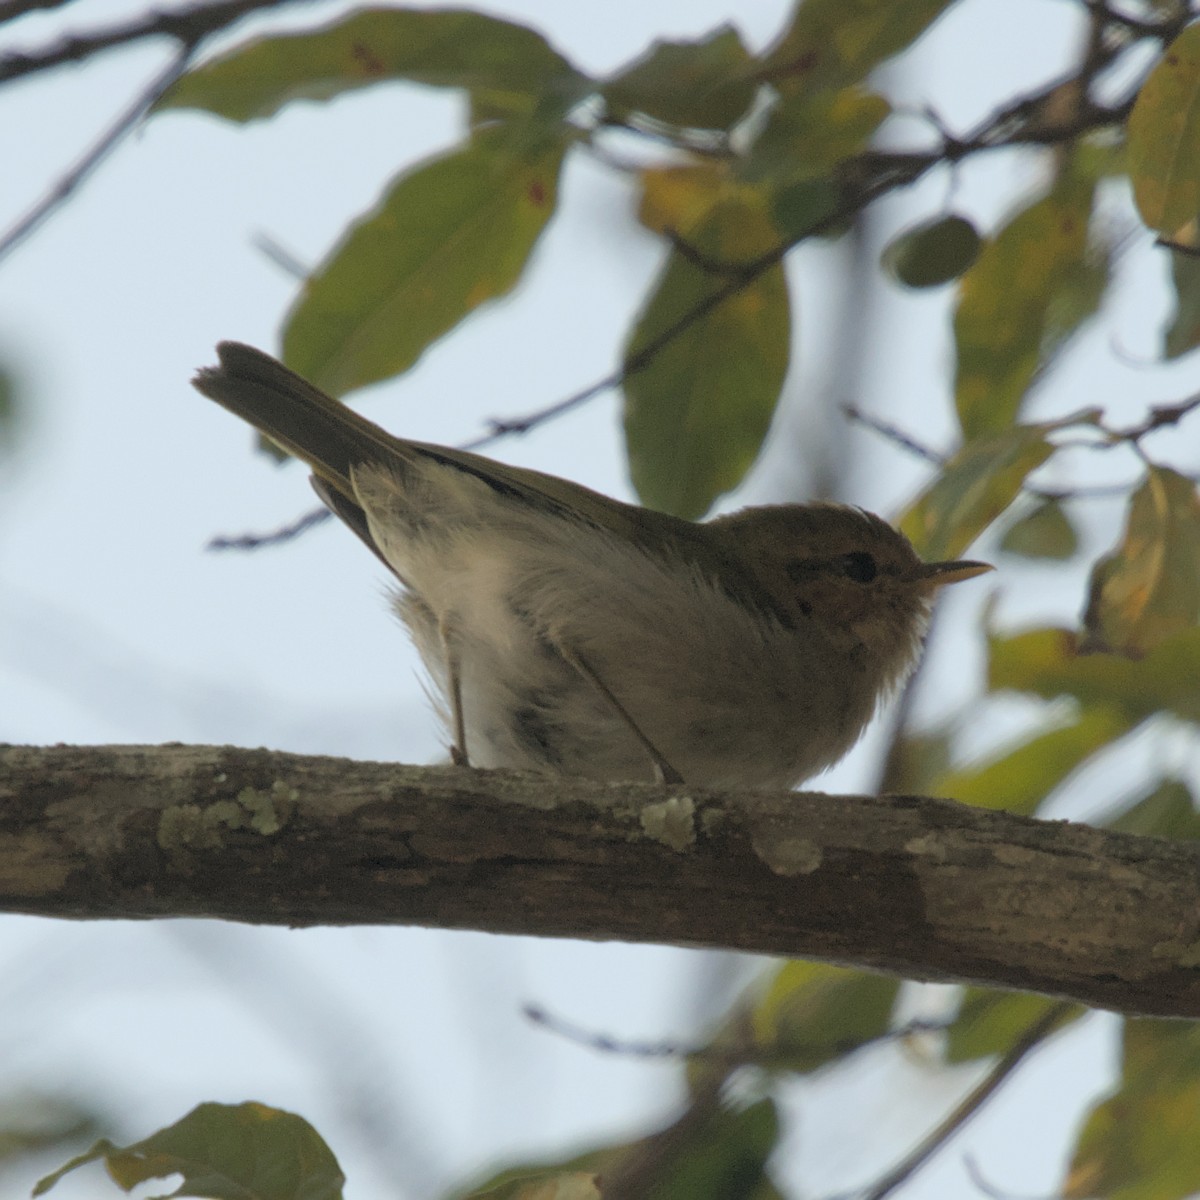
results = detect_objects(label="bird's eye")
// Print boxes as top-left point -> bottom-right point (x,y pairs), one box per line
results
841,551 -> 877,583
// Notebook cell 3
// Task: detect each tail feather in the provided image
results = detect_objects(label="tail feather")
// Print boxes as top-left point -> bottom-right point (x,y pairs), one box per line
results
192,342 -> 401,500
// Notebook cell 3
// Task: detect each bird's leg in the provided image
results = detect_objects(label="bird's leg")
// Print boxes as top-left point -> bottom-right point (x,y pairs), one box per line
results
439,617 -> 470,768
553,641 -> 684,786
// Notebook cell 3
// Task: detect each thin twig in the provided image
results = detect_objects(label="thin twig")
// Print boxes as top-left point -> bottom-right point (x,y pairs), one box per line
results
857,1001 -> 1078,1200
206,504 -> 330,552
524,1002 -> 951,1069
0,0 -> 307,84
0,46 -> 194,264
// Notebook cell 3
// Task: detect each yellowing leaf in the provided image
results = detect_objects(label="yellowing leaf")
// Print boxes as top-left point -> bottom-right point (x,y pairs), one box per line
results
751,961 -> 899,1073
988,625 -> 1200,726
937,706 -> 1132,815
761,0 -> 954,94
623,188 -> 789,518
1066,1021 -> 1200,1200
953,182 -> 1095,437
898,425 -> 1054,560
157,8 -> 587,123
283,126 -> 566,395
602,26 -> 757,131
637,163 -> 730,236
1082,467 -> 1200,656
35,1101 -> 343,1199
1128,24 -> 1200,241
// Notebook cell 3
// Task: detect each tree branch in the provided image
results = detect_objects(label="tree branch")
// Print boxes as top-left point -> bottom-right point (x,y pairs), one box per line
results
4,744 -> 1199,1018
0,0 -> 309,85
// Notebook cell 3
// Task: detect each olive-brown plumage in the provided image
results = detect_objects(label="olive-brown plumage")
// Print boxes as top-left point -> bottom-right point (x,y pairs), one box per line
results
194,342 -> 991,788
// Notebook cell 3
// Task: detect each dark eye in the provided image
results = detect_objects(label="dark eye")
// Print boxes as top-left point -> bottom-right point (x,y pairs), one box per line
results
841,551 -> 877,583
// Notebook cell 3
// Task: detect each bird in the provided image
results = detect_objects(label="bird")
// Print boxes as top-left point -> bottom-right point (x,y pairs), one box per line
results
194,341 -> 991,790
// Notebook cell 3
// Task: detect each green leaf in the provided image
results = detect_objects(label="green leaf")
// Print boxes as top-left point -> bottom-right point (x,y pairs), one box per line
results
937,706 -> 1132,815
623,187 -> 790,518
1127,23 -> 1200,243
882,214 -> 982,288
458,1167 -> 602,1199
898,425 -> 1055,561
988,624 -> 1200,726
1109,779 -> 1200,841
751,961 -> 900,1073
745,85 -> 890,182
156,8 -> 588,123
35,1101 -> 343,1199
1000,497 -> 1079,560
0,362 -> 16,458
283,125 -> 566,395
946,990 -> 1082,1064
1081,467 -> 1200,656
1164,248 -> 1200,358
953,181 -> 1095,437
761,0 -> 954,94
1066,1021 -> 1200,1200
642,1099 -> 780,1200
602,25 -> 757,131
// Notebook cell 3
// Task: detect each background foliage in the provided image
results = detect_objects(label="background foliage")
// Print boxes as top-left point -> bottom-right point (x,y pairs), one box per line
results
5,0 -> 1200,1197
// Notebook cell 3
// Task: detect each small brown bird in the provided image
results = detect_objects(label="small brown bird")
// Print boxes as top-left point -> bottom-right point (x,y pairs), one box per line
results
195,342 -> 991,789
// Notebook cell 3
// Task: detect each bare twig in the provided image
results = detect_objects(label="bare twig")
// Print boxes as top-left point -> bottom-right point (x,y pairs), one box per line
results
524,1002 -> 951,1068
0,0 -> 76,23
0,44 -> 197,265
206,504 -> 330,552
859,1001 -> 1078,1200
0,0 -> 308,84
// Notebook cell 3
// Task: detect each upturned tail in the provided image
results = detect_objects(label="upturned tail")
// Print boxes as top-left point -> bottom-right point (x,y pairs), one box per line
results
192,341 -> 403,499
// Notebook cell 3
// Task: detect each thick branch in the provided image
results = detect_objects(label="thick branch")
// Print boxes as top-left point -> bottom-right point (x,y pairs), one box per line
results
3,743 -> 1199,1018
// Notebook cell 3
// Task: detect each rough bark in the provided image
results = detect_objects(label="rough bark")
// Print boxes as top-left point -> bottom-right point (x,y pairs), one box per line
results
2,742 -> 1198,1017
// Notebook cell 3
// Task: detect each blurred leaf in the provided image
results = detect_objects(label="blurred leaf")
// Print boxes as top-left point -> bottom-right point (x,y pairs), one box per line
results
602,26 -> 757,130
1166,248 -> 1200,358
283,125 -> 566,395
0,362 -> 16,457
761,0 -> 954,94
1001,497 -> 1079,560
937,706 -> 1132,815
880,728 -> 955,795
883,214 -> 982,288
624,186 -> 789,518
1038,227 -> 1113,374
641,1099 -> 780,1200
1127,23 -> 1200,243
462,1169 -> 602,1199
898,425 -> 1054,560
988,625 -> 1200,725
953,180 -> 1095,437
157,8 -> 588,122
1066,1021 -> 1200,1200
946,990 -> 1082,1064
1081,467 -> 1200,656
751,961 -> 900,1073
1109,779 -> 1200,841
0,1092 -> 103,1163
35,1101 -> 343,1199
770,178 -> 844,240
638,162 -> 729,236
746,85 -> 889,181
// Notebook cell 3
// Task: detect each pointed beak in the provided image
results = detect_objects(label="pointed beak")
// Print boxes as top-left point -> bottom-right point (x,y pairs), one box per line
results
912,559 -> 994,590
